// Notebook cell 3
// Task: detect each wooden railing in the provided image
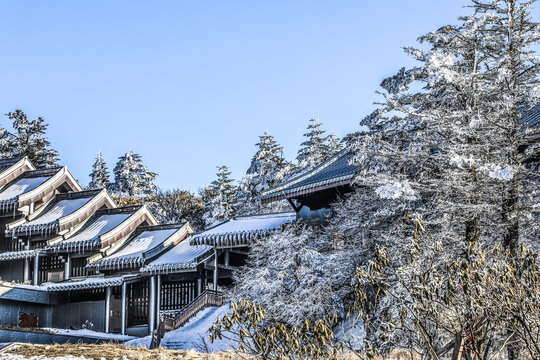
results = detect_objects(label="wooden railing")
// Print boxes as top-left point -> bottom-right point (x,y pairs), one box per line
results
160,289 -> 224,331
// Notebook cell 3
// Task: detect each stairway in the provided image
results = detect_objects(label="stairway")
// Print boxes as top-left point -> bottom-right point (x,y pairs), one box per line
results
150,290 -> 224,349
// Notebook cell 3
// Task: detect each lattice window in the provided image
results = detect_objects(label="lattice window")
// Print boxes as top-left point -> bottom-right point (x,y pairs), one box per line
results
160,281 -> 196,311
127,280 -> 149,327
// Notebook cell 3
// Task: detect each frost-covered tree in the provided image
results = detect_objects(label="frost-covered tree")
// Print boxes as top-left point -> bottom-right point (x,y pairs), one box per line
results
344,0 -> 540,356
88,151 -> 110,190
238,131 -> 290,214
5,110 -> 59,168
233,224 -> 354,327
202,165 -> 237,225
296,118 -> 330,171
112,151 -> 157,196
327,131 -> 343,155
147,188 -> 205,230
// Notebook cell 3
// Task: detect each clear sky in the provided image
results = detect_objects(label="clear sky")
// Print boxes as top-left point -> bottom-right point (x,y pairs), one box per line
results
0,0 -> 532,192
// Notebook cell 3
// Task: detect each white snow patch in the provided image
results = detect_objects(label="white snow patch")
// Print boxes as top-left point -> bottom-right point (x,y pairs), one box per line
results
42,327 -> 136,341
478,164 -> 516,181
333,316 -> 365,351
375,181 -> 416,200
127,304 -> 233,352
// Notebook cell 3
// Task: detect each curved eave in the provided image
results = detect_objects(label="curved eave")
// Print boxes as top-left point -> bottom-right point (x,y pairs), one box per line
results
260,174 -> 355,204
140,262 -> 198,275
18,167 -> 82,208
57,189 -> 116,233
190,227 -> 282,247
0,249 -> 37,262
0,157 -> 35,190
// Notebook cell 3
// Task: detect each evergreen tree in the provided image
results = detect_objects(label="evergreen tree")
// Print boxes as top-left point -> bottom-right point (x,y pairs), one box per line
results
240,131 -> 290,213
327,131 -> 343,155
88,151 -> 110,190
112,151 -> 157,196
6,110 -> 59,168
296,118 -> 329,171
203,165 -> 237,225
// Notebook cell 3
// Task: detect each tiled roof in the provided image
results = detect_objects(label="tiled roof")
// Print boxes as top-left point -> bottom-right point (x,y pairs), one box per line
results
90,223 -> 190,270
46,212 -> 133,252
260,149 -> 358,203
520,103 -> 540,140
140,240 -> 212,275
0,250 -> 36,262
189,212 -> 296,247
0,157 -> 24,173
7,189 -> 106,237
45,275 -> 139,292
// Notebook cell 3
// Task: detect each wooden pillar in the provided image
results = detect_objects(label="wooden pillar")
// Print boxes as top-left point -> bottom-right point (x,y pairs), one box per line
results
64,253 -> 71,280
33,254 -> 40,286
224,249 -> 230,267
23,242 -> 30,283
213,248 -> 218,291
197,278 -> 202,296
148,276 -> 156,333
156,274 -> 161,316
121,282 -> 127,335
105,286 -> 111,333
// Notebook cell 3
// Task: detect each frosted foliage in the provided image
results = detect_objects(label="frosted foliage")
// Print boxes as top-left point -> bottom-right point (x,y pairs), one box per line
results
375,181 -> 416,200
88,151 -> 110,190
343,0 -> 540,351
3,110 -> 59,168
296,118 -> 342,171
238,131 -> 291,215
234,224 -> 354,327
112,151 -> 157,196
202,165 -> 237,225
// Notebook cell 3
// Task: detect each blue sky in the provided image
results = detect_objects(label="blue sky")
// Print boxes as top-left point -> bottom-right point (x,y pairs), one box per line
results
0,0 -> 528,192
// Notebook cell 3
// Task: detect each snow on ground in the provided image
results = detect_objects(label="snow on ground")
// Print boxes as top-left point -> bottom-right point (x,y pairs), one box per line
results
42,327 -> 135,341
333,316 -> 366,351
127,304 -> 233,352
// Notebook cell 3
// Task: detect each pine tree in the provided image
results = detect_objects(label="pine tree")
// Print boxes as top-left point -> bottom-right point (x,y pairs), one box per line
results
88,151 -> 110,190
6,110 -> 59,168
296,118 -> 330,171
327,131 -> 343,155
203,165 -> 237,225
240,131 -> 290,213
146,188 -> 205,230
112,151 -> 157,196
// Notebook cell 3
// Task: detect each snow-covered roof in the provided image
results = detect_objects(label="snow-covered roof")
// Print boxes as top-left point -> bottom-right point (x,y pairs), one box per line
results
45,275 -> 139,291
47,212 -> 133,252
90,223 -> 192,270
190,212 -> 296,248
141,239 -> 212,275
260,148 -> 358,203
7,189 -> 114,237
0,157 -> 22,173
0,249 -> 36,262
0,174 -> 52,213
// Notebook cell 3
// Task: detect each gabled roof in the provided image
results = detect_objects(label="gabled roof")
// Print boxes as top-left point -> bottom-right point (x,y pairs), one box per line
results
0,167 -> 81,214
88,223 -> 193,271
0,157 -> 35,189
189,212 -> 296,248
46,205 -> 157,253
6,189 -> 115,237
260,149 -> 358,204
140,238 -> 212,275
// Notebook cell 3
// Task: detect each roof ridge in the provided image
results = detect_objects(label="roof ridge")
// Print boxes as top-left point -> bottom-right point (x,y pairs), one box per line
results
55,189 -> 103,200
136,223 -> 187,231
232,211 -> 296,220
261,148 -> 352,197
18,167 -> 63,178
95,205 -> 142,215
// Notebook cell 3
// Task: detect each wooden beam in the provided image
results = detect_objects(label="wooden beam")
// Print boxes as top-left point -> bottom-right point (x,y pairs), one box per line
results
287,198 -> 304,213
